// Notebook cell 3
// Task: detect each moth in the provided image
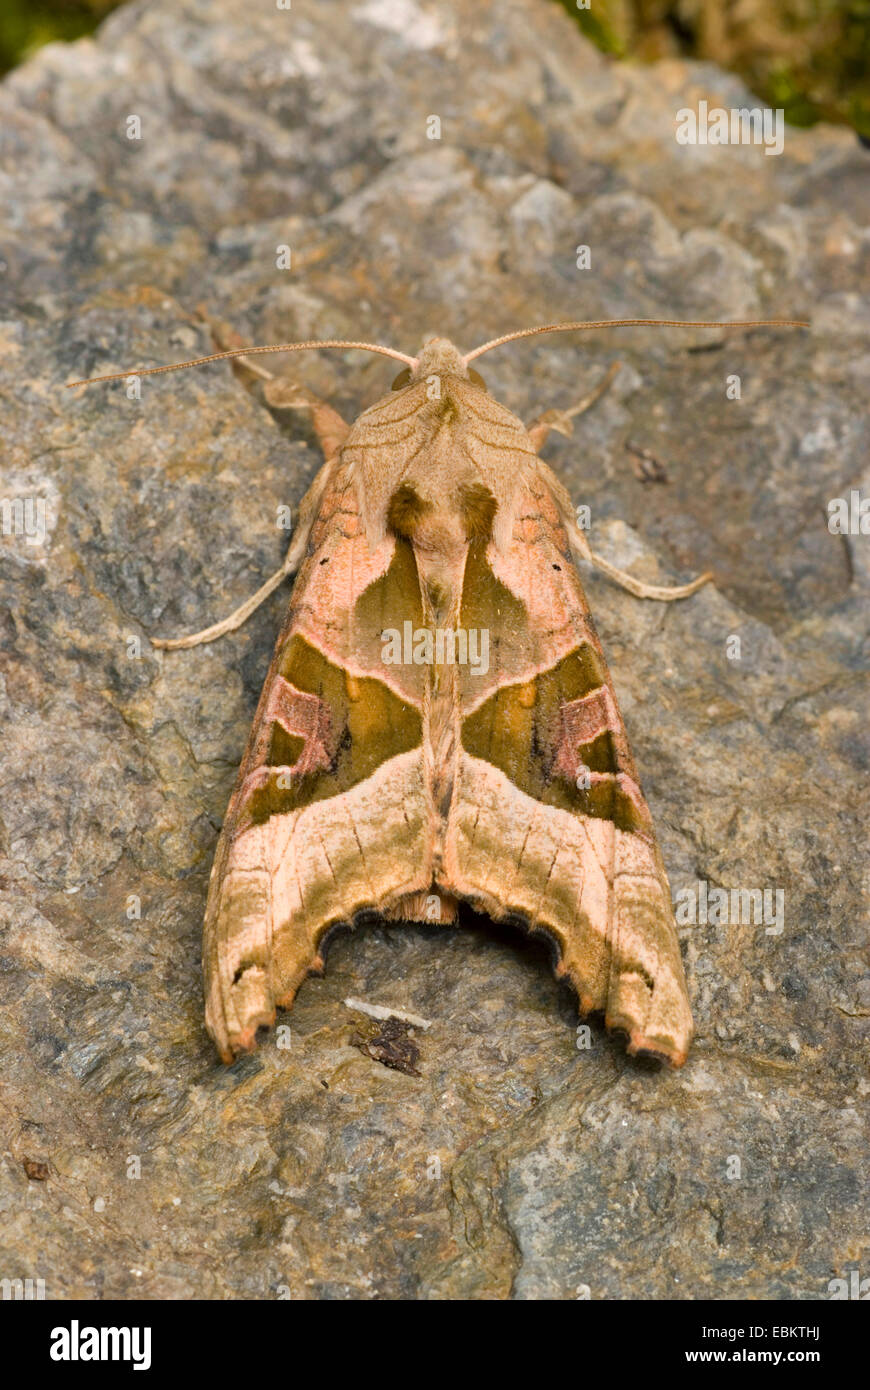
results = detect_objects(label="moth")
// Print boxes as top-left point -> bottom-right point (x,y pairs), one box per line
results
72,315 -> 806,1067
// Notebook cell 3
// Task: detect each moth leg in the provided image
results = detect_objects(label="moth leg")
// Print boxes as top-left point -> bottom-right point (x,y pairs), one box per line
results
199,315 -> 351,463
151,564 -> 292,651
262,378 -> 350,463
529,366 -> 710,601
587,549 -> 712,601
564,514 -> 712,601
152,458 -> 335,650
527,361 -> 621,451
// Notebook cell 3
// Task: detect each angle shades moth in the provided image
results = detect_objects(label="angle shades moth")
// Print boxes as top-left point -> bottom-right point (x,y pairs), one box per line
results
70,315 -> 807,1068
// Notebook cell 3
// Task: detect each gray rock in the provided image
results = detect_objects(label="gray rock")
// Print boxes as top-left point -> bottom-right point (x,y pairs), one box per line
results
0,0 -> 867,1300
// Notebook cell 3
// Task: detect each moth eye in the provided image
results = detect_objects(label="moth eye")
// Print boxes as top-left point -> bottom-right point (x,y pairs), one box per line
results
468,368 -> 487,391
391,367 -> 412,390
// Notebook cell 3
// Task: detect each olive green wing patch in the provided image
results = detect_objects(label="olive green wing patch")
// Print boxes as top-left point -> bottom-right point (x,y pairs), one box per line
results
459,539 -> 652,836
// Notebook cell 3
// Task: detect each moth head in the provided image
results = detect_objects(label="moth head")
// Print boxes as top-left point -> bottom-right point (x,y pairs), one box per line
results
394,337 -> 486,392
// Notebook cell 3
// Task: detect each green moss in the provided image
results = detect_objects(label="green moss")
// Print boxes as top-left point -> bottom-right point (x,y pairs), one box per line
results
0,1 -> 123,75
555,0 -> 870,137
574,9 -> 628,57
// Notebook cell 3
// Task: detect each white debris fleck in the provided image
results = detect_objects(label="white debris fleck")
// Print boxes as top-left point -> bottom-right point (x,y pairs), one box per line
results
344,997 -> 431,1030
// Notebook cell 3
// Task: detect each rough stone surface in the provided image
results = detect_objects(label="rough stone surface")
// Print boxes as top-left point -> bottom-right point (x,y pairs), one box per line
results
0,0 -> 867,1300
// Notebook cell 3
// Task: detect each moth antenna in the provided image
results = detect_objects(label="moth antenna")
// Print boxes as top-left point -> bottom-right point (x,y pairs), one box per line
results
463,318 -> 810,364
66,339 -> 417,388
